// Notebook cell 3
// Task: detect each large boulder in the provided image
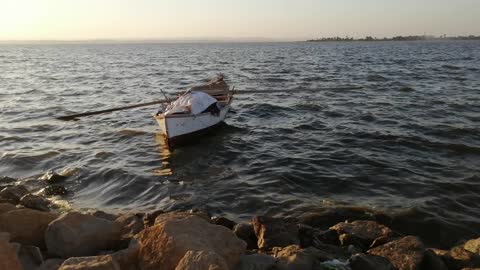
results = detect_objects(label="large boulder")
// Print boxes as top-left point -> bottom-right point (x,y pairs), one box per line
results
45,211 -> 122,258
330,220 -> 393,248
0,202 -> 16,214
349,253 -> 396,270
0,185 -> 29,204
175,250 -> 229,270
0,208 -> 58,247
138,212 -> 246,270
20,193 -> 51,212
0,238 -> 22,270
59,255 -> 120,270
368,236 -> 425,270
252,216 -> 299,250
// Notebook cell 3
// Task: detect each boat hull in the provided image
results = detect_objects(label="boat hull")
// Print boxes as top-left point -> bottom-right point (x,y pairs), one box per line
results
154,105 -> 230,145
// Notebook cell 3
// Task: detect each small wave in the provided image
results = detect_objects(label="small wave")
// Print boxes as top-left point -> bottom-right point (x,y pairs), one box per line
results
442,64 -> 461,70
118,129 -> 149,137
367,74 -> 388,82
398,86 -> 415,92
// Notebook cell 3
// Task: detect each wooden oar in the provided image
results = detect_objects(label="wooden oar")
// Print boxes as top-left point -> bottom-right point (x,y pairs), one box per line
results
57,86 -> 363,121
57,99 -> 169,121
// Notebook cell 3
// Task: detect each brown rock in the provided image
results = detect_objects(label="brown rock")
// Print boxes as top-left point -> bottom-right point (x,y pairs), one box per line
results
45,211 -> 122,258
331,220 -> 393,248
440,246 -> 480,270
110,239 -> 140,270
273,245 -> 321,270
115,213 -> 144,239
175,250 -> 229,270
465,238 -> 480,254
143,209 -> 164,227
368,236 -> 425,270
20,193 -> 50,211
0,185 -> 29,204
0,238 -> 22,270
58,255 -> 120,270
88,210 -> 119,221
0,208 -> 58,248
349,253 -> 396,270
252,216 -> 299,250
0,202 -> 16,214
233,223 -> 258,250
138,212 -> 246,270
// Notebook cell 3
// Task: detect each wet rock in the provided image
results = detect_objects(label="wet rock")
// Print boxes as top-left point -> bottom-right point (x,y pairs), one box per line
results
0,238 -> 22,270
349,253 -> 396,270
0,176 -> 18,183
273,245 -> 323,270
297,207 -> 374,230
138,212 -> 246,270
465,238 -> 480,254
40,171 -> 68,184
422,249 -> 448,270
18,245 -> 44,270
88,210 -> 119,221
440,246 -> 480,270
0,185 -> 29,204
370,236 -> 393,249
37,259 -> 65,270
175,250 -> 229,270
368,236 -> 425,270
143,209 -> 165,227
20,193 -> 50,211
252,216 -> 299,250
0,208 -> 58,248
211,216 -> 237,230
43,185 -> 68,196
233,223 -> 258,250
46,211 -> 122,258
235,253 -> 277,270
58,255 -> 120,270
330,220 -> 393,248
115,213 -> 144,239
310,241 -> 351,261
0,202 -> 16,214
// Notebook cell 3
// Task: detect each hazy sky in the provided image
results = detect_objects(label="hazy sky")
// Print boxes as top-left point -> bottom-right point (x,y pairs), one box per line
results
1,0 -> 479,40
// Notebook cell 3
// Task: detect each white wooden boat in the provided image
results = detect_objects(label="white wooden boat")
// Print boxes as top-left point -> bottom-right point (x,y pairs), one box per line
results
154,77 -> 234,146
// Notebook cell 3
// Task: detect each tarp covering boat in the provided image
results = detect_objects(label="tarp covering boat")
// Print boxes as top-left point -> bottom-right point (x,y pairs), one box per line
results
164,91 -> 217,115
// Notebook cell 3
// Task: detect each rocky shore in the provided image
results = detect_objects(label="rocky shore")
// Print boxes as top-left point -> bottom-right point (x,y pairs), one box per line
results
1,173 -> 480,270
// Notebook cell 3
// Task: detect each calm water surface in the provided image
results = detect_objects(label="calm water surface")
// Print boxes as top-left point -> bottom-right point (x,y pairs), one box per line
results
1,41 -> 479,247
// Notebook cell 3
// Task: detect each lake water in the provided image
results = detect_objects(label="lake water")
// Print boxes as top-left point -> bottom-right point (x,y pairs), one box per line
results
1,41 -> 479,247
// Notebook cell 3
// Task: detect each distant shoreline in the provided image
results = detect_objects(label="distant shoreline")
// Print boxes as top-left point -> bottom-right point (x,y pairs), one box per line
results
307,35 -> 480,42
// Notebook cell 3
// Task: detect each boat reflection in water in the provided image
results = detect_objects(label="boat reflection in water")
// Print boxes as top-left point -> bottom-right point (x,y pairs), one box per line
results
153,132 -> 173,176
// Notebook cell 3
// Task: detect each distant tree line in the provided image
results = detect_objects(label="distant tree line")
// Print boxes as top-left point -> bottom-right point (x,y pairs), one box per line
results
307,35 -> 480,42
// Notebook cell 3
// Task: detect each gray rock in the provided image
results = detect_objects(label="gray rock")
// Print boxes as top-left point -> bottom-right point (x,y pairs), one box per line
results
45,211 -> 122,258
0,185 -> 29,204
37,259 -> 65,270
233,223 -> 258,250
20,194 -> 50,212
235,253 -> 277,270
349,253 -> 396,270
211,216 -> 237,230
368,236 -> 425,270
252,216 -> 299,250
18,245 -> 44,270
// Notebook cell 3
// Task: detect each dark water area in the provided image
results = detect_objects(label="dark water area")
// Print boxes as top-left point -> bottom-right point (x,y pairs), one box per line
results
1,41 -> 479,248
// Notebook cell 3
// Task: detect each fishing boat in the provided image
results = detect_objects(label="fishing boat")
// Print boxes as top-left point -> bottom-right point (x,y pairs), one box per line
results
154,76 -> 234,146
